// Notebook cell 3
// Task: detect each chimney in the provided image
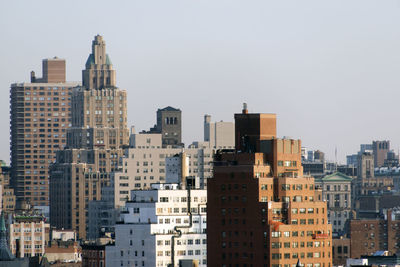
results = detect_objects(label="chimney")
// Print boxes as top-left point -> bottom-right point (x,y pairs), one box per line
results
242,103 -> 248,114
30,71 -> 36,83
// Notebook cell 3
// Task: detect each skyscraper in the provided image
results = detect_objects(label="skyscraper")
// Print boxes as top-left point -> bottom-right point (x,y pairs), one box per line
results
50,35 -> 129,238
208,105 -> 332,267
10,57 -> 79,207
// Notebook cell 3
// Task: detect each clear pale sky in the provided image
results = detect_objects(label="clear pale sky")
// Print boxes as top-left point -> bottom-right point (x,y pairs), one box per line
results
1,0 -> 400,164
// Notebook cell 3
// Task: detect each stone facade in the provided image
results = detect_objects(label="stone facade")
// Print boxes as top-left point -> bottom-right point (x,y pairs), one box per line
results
315,172 -> 353,234
50,35 -> 128,239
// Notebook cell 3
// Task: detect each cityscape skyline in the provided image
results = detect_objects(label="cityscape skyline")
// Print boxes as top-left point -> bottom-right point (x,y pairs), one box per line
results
2,0 -> 400,164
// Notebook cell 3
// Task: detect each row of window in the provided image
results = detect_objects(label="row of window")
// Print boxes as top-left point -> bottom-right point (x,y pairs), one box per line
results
156,239 -> 206,246
272,252 -> 327,259
272,241 -> 326,248
271,230 -> 331,239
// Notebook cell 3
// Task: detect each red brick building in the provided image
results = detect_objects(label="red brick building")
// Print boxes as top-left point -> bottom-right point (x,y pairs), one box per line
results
208,106 -> 332,267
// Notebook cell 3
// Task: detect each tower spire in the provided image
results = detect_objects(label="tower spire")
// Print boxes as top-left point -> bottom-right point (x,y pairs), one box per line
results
82,35 -> 116,89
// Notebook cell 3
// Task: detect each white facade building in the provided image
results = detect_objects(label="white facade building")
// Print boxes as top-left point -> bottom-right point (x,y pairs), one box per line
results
106,183 -> 207,267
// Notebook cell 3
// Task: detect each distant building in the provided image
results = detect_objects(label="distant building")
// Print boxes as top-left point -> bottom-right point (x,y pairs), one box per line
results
314,150 -> 325,162
315,172 -> 353,234
148,107 -> 182,147
373,141 -> 390,168
203,114 -> 234,149
360,144 -> 373,153
346,154 -> 358,166
302,161 -> 325,178
350,209 -> 400,258
384,150 -> 399,167
10,57 -> 80,207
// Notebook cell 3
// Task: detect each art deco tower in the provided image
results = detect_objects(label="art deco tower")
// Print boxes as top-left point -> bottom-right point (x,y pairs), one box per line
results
50,35 -> 129,238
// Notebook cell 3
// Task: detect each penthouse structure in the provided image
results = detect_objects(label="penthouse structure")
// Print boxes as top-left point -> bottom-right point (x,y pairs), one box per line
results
50,35 -> 129,238
208,105 -> 332,267
10,57 -> 79,207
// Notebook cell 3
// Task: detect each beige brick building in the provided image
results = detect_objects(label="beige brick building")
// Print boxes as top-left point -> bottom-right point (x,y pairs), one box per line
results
9,215 -> 49,258
50,35 -> 129,239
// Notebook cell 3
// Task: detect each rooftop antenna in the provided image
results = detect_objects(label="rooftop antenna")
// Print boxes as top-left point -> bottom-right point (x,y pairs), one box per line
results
335,146 -> 338,171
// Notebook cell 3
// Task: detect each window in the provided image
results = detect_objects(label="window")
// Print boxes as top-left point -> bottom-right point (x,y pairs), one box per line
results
160,197 -> 169,202
283,231 -> 290,237
272,231 -> 281,238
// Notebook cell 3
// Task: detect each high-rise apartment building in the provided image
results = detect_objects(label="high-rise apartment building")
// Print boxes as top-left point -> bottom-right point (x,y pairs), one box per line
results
50,35 -> 129,238
10,58 -> 79,207
208,105 -> 332,267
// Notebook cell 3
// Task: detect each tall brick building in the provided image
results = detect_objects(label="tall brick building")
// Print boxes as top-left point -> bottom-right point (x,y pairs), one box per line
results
208,105 -> 332,267
10,58 -> 79,207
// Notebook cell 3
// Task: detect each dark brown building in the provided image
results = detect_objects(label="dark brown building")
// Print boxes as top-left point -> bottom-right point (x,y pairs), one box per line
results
10,58 -> 79,207
350,209 -> 400,259
332,237 -> 350,266
81,244 -> 106,267
208,106 -> 332,267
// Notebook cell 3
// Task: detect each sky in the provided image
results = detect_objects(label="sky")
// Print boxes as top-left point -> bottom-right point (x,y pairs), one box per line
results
1,0 -> 400,164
